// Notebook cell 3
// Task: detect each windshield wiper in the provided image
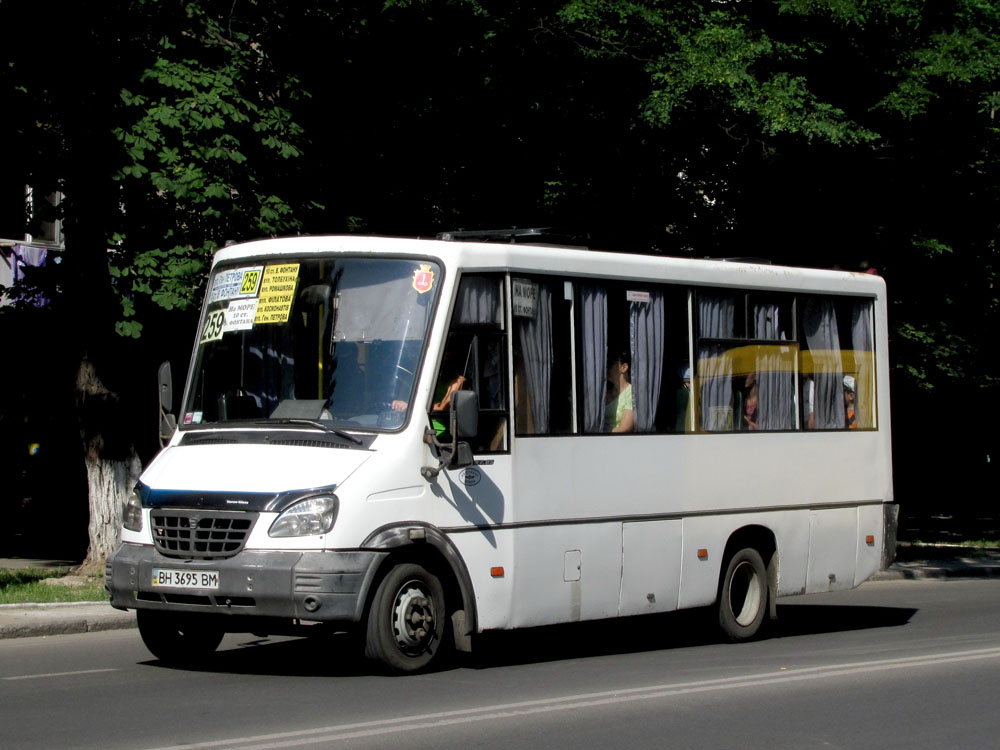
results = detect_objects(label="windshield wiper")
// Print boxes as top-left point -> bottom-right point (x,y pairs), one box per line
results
260,418 -> 364,445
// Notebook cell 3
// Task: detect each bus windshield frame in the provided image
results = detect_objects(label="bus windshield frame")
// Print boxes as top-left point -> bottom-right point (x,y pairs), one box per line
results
179,255 -> 442,432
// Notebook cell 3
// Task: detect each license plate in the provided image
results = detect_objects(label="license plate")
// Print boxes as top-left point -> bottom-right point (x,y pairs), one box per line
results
151,568 -> 219,590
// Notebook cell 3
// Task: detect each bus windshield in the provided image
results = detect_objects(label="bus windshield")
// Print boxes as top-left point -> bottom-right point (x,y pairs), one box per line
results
181,256 -> 441,431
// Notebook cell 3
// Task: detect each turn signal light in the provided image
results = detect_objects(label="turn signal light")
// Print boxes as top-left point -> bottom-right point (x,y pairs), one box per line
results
866,535 -> 875,546
697,549 -> 709,560
491,567 -> 505,578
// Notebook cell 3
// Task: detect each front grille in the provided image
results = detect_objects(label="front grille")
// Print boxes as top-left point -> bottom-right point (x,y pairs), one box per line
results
151,509 -> 257,560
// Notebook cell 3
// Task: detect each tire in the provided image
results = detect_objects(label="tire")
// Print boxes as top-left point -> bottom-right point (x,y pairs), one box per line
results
718,547 -> 768,641
364,563 -> 447,673
136,609 -> 225,663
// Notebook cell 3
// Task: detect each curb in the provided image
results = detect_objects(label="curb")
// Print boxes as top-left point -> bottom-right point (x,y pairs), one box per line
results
0,601 -> 136,640
872,564 -> 1000,581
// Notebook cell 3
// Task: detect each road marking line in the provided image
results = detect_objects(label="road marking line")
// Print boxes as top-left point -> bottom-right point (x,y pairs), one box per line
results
142,645 -> 1000,750
2,668 -> 118,681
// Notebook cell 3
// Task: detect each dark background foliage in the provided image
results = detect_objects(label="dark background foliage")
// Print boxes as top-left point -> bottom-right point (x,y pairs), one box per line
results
1,0 -> 996,556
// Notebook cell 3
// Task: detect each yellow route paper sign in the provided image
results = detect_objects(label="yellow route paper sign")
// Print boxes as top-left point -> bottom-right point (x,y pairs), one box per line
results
253,263 -> 300,324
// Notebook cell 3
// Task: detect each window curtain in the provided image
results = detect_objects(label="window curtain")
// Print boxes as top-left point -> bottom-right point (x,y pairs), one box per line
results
851,301 -> 875,428
753,302 -> 795,431
802,299 -> 844,429
630,291 -> 664,432
580,285 -> 608,432
456,276 -> 500,325
698,295 -> 735,431
516,282 -> 553,433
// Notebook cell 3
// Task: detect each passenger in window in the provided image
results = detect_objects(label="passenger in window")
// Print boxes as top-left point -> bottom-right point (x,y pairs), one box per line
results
605,351 -> 634,433
843,375 -> 857,429
428,348 -> 469,436
391,350 -> 467,434
433,371 -> 467,412
742,373 -> 759,431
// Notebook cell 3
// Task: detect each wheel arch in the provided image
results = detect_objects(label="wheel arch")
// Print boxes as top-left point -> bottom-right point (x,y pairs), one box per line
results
361,523 -> 478,650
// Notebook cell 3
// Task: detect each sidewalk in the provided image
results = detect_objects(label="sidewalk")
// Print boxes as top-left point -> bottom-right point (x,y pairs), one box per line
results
0,601 -> 135,639
2,546 -> 999,640
871,543 -> 1000,581
0,556 -> 136,640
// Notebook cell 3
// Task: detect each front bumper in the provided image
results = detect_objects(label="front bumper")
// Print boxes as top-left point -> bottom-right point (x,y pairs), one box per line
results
107,543 -> 386,624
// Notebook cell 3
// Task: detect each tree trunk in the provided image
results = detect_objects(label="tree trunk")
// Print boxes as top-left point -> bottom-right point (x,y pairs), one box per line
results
83,452 -> 141,562
76,356 -> 142,570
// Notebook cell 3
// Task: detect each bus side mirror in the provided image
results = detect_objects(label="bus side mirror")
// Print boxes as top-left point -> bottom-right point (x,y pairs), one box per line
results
451,390 -> 479,439
158,361 -> 173,411
448,390 -> 478,470
422,390 -> 478,480
158,361 -> 177,447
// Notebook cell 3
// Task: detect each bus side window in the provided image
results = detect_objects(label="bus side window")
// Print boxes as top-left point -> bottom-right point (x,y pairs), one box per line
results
513,276 -> 574,435
432,275 -> 509,452
799,295 -> 876,430
575,281 -> 685,434
697,291 -> 797,432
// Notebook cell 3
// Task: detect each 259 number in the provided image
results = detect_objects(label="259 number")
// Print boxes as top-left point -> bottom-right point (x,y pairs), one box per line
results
200,310 -> 225,343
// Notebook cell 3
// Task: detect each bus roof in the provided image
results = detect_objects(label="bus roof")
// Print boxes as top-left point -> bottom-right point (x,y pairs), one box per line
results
212,235 -> 885,298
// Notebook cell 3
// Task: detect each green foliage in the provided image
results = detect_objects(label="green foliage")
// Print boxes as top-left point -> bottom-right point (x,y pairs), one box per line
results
1,1 -> 311,335
558,1 -> 878,144
3,0 -> 998,449
871,1 -> 1000,119
540,0 -> 1000,404
893,320 -> 974,390
106,2 -> 309,332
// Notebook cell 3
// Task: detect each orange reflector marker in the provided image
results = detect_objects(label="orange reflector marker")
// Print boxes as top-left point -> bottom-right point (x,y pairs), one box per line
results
697,549 -> 709,560
866,535 -> 875,546
491,567 -> 505,578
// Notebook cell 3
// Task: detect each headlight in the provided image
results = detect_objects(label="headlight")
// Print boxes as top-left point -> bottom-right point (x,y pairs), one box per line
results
123,488 -> 143,532
268,496 -> 338,538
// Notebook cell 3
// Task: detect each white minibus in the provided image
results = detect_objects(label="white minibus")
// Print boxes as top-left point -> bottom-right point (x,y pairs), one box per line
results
108,233 -> 894,672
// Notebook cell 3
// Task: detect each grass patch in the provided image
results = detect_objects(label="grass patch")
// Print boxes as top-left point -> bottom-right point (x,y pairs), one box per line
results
0,568 -> 106,605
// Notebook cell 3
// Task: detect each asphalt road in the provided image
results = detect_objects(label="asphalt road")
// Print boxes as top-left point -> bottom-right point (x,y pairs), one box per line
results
2,578 -> 1000,750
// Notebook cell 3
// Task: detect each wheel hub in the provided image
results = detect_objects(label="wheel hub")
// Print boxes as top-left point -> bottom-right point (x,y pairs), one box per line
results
391,581 -> 436,652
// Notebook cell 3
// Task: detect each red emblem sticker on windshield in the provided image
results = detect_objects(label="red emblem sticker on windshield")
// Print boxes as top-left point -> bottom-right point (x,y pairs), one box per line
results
412,264 -> 435,294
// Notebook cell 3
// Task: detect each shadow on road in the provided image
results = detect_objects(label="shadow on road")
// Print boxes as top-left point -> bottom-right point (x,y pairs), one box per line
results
141,632 -> 373,678
465,603 -> 917,670
770,603 -> 917,639
140,601 -> 917,677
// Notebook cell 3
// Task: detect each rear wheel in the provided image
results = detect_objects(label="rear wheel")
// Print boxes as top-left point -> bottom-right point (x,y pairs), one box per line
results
364,563 -> 447,673
718,547 -> 768,641
136,610 -> 225,663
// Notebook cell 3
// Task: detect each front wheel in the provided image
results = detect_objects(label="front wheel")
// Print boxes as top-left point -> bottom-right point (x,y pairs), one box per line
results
364,563 -> 447,673
717,547 -> 768,641
136,609 -> 225,663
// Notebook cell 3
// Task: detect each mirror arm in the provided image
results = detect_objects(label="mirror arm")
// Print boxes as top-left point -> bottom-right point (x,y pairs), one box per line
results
421,426 -> 454,481
420,393 -> 476,481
